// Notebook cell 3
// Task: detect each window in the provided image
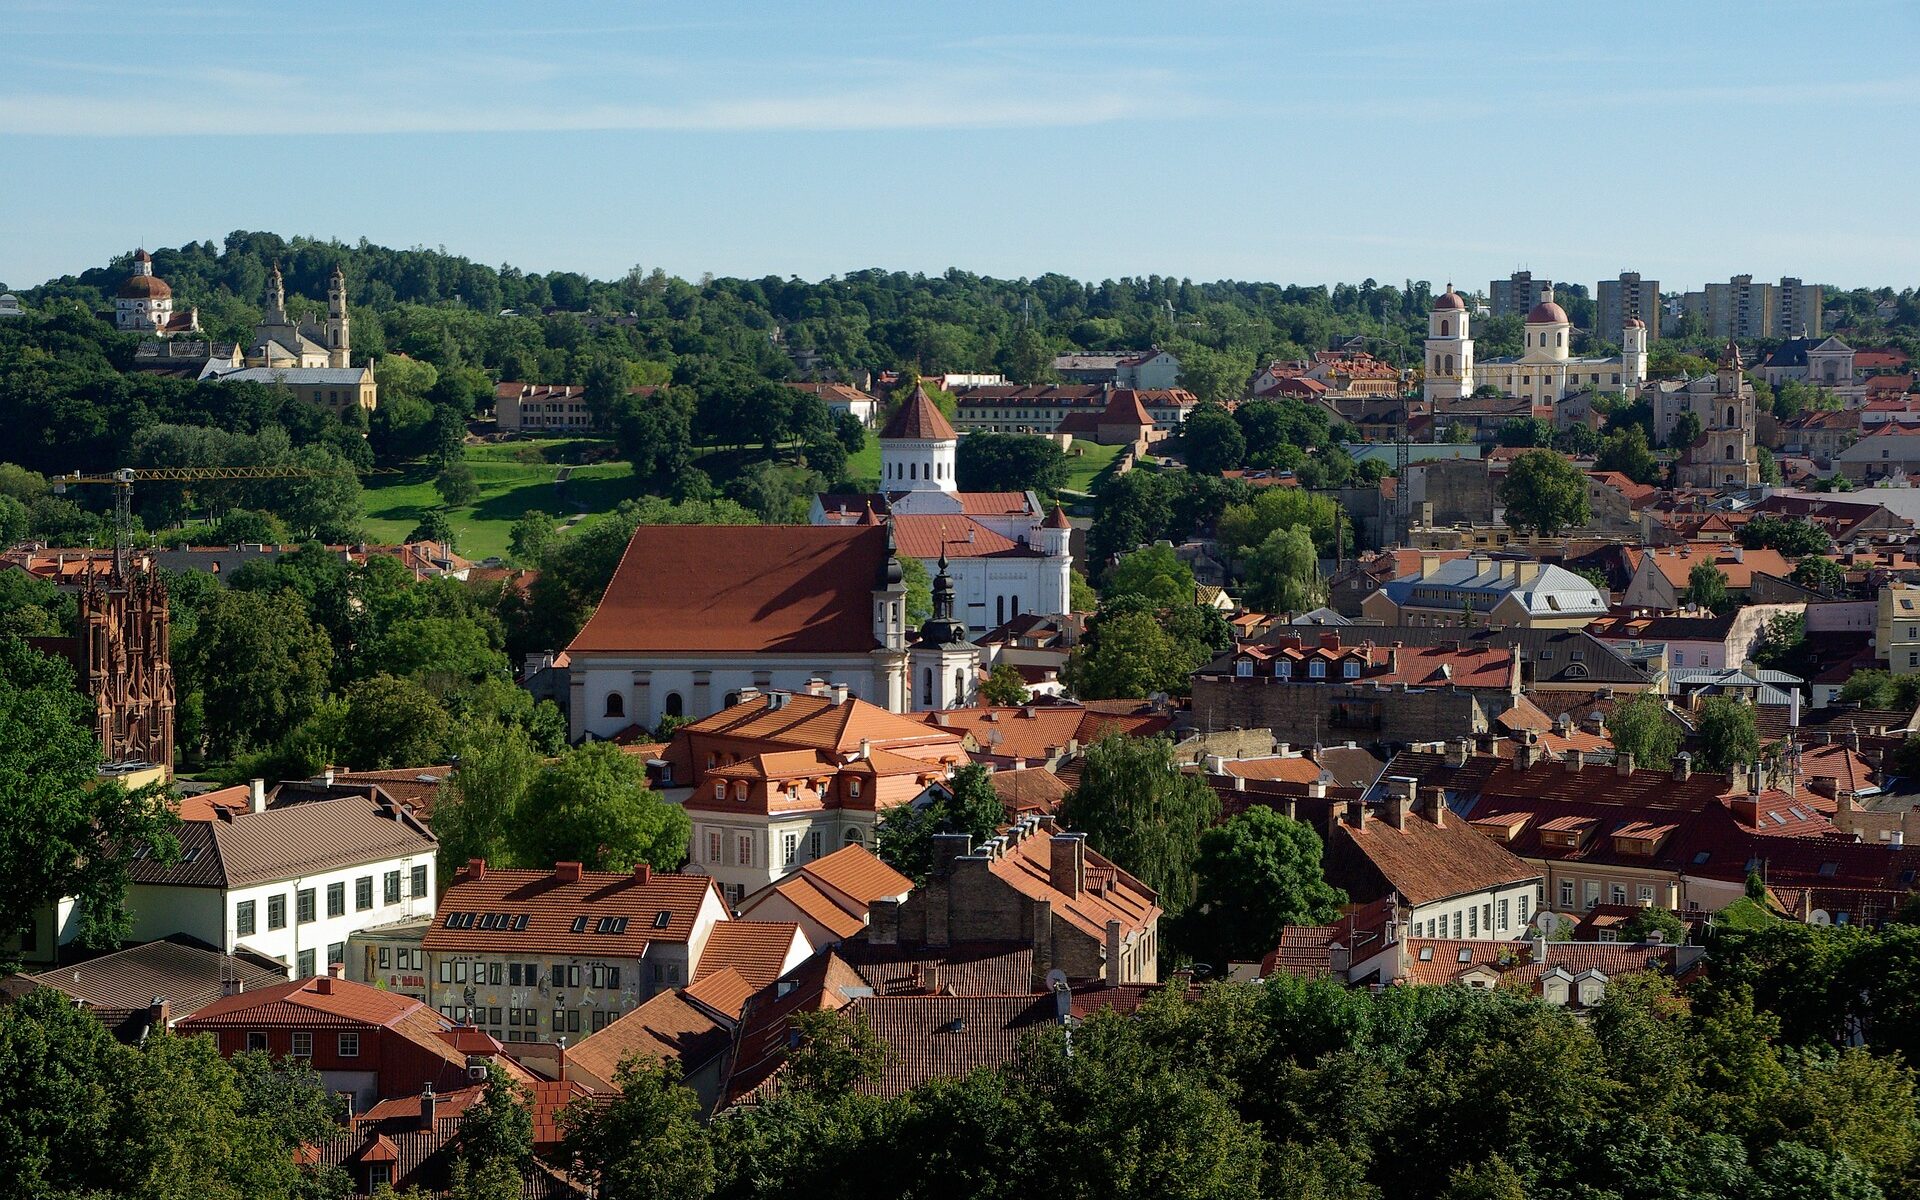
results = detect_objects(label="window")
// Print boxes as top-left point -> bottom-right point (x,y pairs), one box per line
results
411,865 -> 428,898
849,779 -> 861,799
1309,660 -> 1326,679
571,915 -> 590,933
1559,880 -> 1574,908
267,894 -> 287,930
737,835 -> 753,867
1610,884 -> 1628,905
384,871 -> 402,905
1277,660 -> 1293,679
1498,898 -> 1510,930
294,888 -> 315,924
783,833 -> 799,866
1584,881 -> 1601,909
604,692 -> 625,718
664,693 -> 683,717
1342,660 -> 1361,679
1637,885 -> 1655,903
1234,659 -> 1252,678
327,882 -> 345,918
327,942 -> 344,967
290,1032 -> 312,1058
707,831 -> 722,862
246,1031 -> 269,1053
713,783 -> 726,801
297,949 -> 316,977
1469,906 -> 1479,937
1451,912 -> 1462,938
1518,893 -> 1529,924
356,877 -> 373,911
440,959 -> 453,983
487,961 -> 504,985
236,900 -> 257,936
808,830 -> 822,861
455,960 -> 468,983
337,1033 -> 359,1058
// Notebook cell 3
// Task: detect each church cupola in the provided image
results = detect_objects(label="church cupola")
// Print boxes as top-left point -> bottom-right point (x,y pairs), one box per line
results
910,548 -> 979,711
1423,283 -> 1475,403
879,384 -> 958,493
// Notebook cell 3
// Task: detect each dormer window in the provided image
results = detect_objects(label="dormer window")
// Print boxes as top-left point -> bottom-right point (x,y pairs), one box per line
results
1276,661 -> 1293,679
713,783 -> 725,801
1234,660 -> 1253,678
1342,660 -> 1361,679
1309,660 -> 1326,679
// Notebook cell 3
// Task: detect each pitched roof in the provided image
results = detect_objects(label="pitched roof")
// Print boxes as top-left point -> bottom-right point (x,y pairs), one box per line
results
1403,938 -> 1679,988
424,864 -> 718,957
724,950 -> 871,1103
568,525 -> 892,655
741,874 -> 868,940
890,514 -> 1036,560
566,987 -> 734,1087
182,973 -> 422,1027
986,767 -> 1072,816
800,844 -> 913,907
984,818 -> 1161,941
835,941 -> 1038,996
27,936 -> 287,1036
1625,544 -> 1795,590
1331,808 -> 1540,906
127,794 -> 435,890
680,966 -> 757,1020
693,921 -> 808,991
840,994 -> 1059,1097
916,704 -> 1171,762
879,386 -> 958,441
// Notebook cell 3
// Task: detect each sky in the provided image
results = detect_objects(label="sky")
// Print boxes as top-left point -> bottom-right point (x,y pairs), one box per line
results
4,0 -> 1919,293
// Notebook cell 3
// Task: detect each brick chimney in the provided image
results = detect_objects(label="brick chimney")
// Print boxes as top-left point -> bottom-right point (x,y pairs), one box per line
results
1444,737 -> 1470,768
1384,789 -> 1410,830
315,975 -> 332,995
555,861 -> 584,884
420,1084 -> 436,1130
328,961 -> 346,980
1672,752 -> 1692,782
465,857 -> 487,881
1344,799 -> 1365,828
634,863 -> 652,885
1615,752 -> 1636,777
1422,786 -> 1448,828
1564,750 -> 1584,773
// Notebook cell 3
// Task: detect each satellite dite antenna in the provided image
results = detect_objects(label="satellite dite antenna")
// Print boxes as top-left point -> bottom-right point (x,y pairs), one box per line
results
1044,969 -> 1069,992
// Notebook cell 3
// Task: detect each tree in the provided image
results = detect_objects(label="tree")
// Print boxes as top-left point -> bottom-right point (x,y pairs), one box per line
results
898,554 -> 933,626
1753,612 -> 1811,675
435,458 -> 479,507
1666,410 -> 1703,452
1495,416 -> 1554,448
1178,807 -> 1346,969
0,638 -> 180,948
1595,425 -> 1660,484
981,662 -> 1030,707
410,505 -> 457,548
508,510 -> 558,566
1758,445 -> 1783,485
876,763 -> 1007,884
1241,524 -> 1324,613
1696,696 -> 1761,773
1688,560 -> 1733,614
561,1056 -> 715,1200
1064,610 -> 1196,700
1792,555 -> 1848,597
783,1008 -> 888,1098
514,742 -> 690,871
1609,690 -> 1681,771
451,1064 -> 533,1198
1179,405 -> 1247,475
1103,544 -> 1196,608
1839,669 -> 1920,710
177,587 -> 333,760
436,719 -> 539,873
1498,450 -> 1591,536
1063,734 -> 1220,916
955,433 -> 1069,494
1741,516 -> 1831,557
362,615 -> 508,693
1618,906 -> 1688,944
338,673 -> 453,769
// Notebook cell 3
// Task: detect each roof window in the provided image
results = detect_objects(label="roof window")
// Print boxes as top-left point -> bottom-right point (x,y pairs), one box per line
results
653,910 -> 672,929
570,915 -> 590,933
1457,948 -> 1472,963
1418,946 -> 1434,961
597,916 -> 630,934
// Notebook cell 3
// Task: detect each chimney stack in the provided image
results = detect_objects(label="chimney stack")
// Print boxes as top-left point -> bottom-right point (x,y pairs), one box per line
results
634,863 -> 652,885
1445,737 -> 1470,768
328,961 -> 346,980
1422,786 -> 1448,828
1049,834 -> 1086,898
249,778 -> 267,814
1616,752 -> 1636,777
421,1084 -> 436,1130
1672,752 -> 1692,782
555,861 -> 584,884
1344,799 -> 1365,828
466,857 -> 487,880
1384,789 -> 1410,830
1564,750 -> 1584,773
831,682 -> 849,705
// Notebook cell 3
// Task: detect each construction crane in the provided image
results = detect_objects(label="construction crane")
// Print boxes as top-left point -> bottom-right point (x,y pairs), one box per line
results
51,464 -> 373,575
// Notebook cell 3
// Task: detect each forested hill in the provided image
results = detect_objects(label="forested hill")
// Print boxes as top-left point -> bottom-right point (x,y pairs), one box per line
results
15,231 -> 1452,400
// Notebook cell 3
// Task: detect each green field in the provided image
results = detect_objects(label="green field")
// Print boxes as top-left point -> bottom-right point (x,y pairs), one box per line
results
1060,439 -> 1125,496
362,441 -> 640,561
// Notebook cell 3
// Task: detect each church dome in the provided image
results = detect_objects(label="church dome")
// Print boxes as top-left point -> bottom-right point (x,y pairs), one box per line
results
118,274 -> 172,300
1526,299 -> 1569,324
1432,289 -> 1466,311
1624,317 -> 1646,329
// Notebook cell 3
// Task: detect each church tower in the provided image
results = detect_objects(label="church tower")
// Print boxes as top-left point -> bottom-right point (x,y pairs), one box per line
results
263,263 -> 288,327
1423,286 -> 1474,402
325,265 -> 351,368
869,520 -> 910,712
879,384 -> 958,492
910,549 -> 980,711
1621,317 -> 1648,389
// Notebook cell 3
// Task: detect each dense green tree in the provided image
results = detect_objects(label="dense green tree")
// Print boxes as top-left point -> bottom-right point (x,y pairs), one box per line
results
898,553 -> 933,626
1618,906 -> 1689,944
563,1056 -> 716,1200
1063,734 -> 1220,916
1102,543 -> 1196,607
1608,690 -> 1682,771
1179,405 -> 1247,475
1792,555 -> 1848,596
338,673 -> 453,769
1666,409 -> 1703,452
1241,524 -> 1325,613
980,661 -> 1030,706
876,763 -> 1007,884
1214,485 -> 1343,563
1839,669 -> 1920,710
507,509 -> 558,566
514,741 -> 690,871
955,433 -> 1069,493
1498,449 -> 1590,536
1695,696 -> 1760,772
1688,560 -> 1733,614
1064,609 -> 1197,699
1595,424 -> 1660,484
1495,416 -> 1554,448
177,586 -> 333,760
1178,807 -> 1346,969
1741,515 -> 1831,557
435,458 -> 479,507
450,1064 -> 533,1198
409,504 -> 458,548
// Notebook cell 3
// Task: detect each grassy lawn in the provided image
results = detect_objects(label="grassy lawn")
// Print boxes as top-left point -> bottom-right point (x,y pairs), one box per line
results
1059,439 -> 1124,496
1712,896 -> 1780,931
362,448 -> 641,561
845,439 -> 881,491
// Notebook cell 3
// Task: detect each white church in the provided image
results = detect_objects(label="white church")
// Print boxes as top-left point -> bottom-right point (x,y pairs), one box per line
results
811,385 -> 1073,636
1424,286 -> 1647,406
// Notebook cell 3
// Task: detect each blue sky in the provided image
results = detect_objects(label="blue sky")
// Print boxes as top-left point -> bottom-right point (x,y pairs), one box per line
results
3,0 -> 1917,292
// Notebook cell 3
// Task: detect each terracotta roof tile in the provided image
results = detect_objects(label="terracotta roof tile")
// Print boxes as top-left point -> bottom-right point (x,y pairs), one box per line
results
693,921 -> 807,991
798,844 -> 913,907
424,864 -> 721,957
1331,807 -> 1539,907
567,987 -> 733,1090
880,386 -> 958,440
680,966 -> 756,1020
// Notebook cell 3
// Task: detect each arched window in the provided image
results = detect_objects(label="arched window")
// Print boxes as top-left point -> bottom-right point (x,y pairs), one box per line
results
1343,660 -> 1361,678
664,692 -> 683,717
1235,660 -> 1253,677
1444,354 -> 1454,374
1011,594 -> 1020,616
1726,445 -> 1737,461
604,693 -> 625,718
1727,406 -> 1736,426
955,668 -> 966,700
922,667 -> 933,701
1556,332 -> 1564,347
844,828 -> 865,847
996,596 -> 1006,625
1439,319 -> 1451,337
1276,661 -> 1292,678
1309,660 -> 1326,679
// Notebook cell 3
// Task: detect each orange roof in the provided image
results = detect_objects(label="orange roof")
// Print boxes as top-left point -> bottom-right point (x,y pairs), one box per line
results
1625,543 -> 1794,589
566,988 -> 733,1088
678,691 -> 957,757
568,525 -> 892,655
986,820 -> 1160,941
680,966 -> 757,1020
184,974 -> 419,1028
693,921 -> 806,991
1221,756 -> 1325,784
880,385 -> 958,440
1333,807 -> 1539,907
890,514 -> 1031,560
917,704 -> 1168,762
801,843 -> 913,906
745,874 -> 867,940
1100,389 -> 1155,427
425,863 -> 720,956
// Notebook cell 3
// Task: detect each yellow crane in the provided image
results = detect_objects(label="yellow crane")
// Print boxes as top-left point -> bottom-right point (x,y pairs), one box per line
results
52,463 -> 385,574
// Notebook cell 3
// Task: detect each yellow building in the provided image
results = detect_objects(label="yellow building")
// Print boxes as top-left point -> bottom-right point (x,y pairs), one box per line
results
1877,582 -> 1920,674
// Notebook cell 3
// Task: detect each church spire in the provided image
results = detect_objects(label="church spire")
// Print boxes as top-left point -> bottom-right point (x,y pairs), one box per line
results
264,262 -> 287,326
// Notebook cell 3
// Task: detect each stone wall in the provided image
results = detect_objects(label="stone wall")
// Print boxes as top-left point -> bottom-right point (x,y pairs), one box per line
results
1191,675 -> 1495,750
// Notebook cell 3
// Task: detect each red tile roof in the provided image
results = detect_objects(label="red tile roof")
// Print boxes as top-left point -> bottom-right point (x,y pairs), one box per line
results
1332,807 -> 1539,907
425,863 -> 720,957
880,385 -> 958,440
567,987 -> 734,1090
986,818 -> 1161,941
693,921 -> 807,991
680,966 -> 756,1020
568,525 -> 892,655
800,843 -> 914,907
890,514 -> 1036,560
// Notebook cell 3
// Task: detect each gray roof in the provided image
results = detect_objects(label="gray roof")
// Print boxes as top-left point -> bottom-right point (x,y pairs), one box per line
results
1311,625 -> 1649,688
1375,559 -> 1608,618
26,936 -> 288,1036
1288,607 -> 1352,626
1673,667 -> 1802,707
127,795 -> 434,890
204,366 -> 368,385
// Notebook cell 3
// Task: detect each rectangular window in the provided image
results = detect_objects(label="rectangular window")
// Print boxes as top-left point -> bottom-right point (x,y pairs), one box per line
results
411,865 -> 428,898
1611,884 -> 1628,905
455,960 -> 468,984
568,965 -> 581,988
737,835 -> 752,867
552,1008 -> 564,1031
439,959 -> 453,983
1584,881 -> 1601,909
247,1031 -> 269,1053
568,1010 -> 582,1033
267,894 -> 287,930
384,871 -> 402,905
327,882 -> 345,918
708,831 -> 722,863
552,964 -> 568,988
1519,894 -> 1530,924
524,962 -> 536,984
290,1031 -> 312,1058
1498,898 -> 1510,931
509,963 -> 522,987
355,877 -> 373,911
1468,907 -> 1478,937
236,900 -> 256,936
808,830 -> 822,861
487,962 -> 503,986
296,949 -> 315,977
337,1033 -> 359,1058
1559,880 -> 1574,909
296,888 -> 316,924
1451,912 -> 1462,938
783,833 -> 799,867
1637,885 -> 1655,903
379,947 -> 392,970
327,942 -> 344,966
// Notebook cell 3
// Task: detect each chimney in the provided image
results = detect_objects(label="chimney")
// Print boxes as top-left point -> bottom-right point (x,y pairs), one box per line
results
1516,739 -> 1540,771
1422,786 -> 1448,828
634,863 -> 652,886
1205,754 -> 1226,775
147,997 -> 170,1034
859,738 -> 873,761
1343,799 -> 1365,828
1672,752 -> 1692,782
323,766 -> 335,786
1584,710 -> 1606,736
556,1038 -> 568,1083
831,683 -> 849,705
868,897 -> 901,944
466,857 -> 487,881
420,1084 -> 436,1131
555,861 -> 584,884
328,961 -> 346,980
805,677 -> 827,697
1445,737 -> 1470,768
249,778 -> 267,813
1517,561 -> 1541,584
1616,752 -> 1636,777
315,975 -> 332,995
1384,789 -> 1409,830
1789,688 -> 1802,729
1564,750 -> 1584,773
1105,919 -> 1126,983
1419,553 -> 1441,578
1048,834 -> 1087,898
